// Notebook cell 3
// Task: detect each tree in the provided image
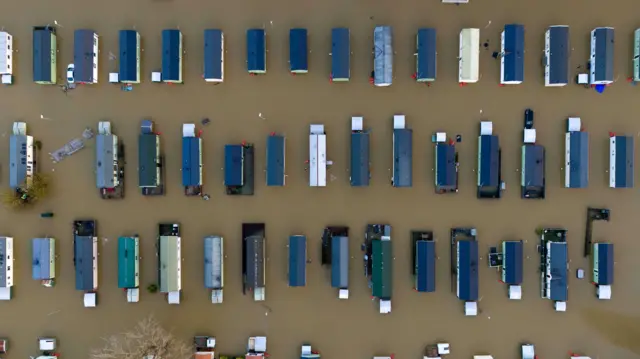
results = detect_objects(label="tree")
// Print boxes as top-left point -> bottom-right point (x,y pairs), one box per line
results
90,316 -> 192,359
1,174 -> 51,209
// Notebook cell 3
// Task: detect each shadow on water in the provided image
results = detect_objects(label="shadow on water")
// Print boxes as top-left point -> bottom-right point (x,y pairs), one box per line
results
581,308 -> 640,355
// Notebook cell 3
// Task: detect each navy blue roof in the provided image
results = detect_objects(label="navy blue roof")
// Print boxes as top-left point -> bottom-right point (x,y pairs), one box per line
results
266,135 -> 285,186
592,28 -> 614,83
224,145 -> 243,186
182,137 -> 201,187
74,236 -> 95,291
479,135 -> 500,187
289,28 -> 308,72
162,29 -> 181,81
548,26 -> 569,85
73,29 -> 97,83
119,30 -> 139,82
288,235 -> 307,287
331,236 -> 349,288
568,132 -> 589,188
523,144 -> 545,188
247,29 -> 266,72
502,24 -> 525,83
204,29 -> 223,80
549,242 -> 568,301
416,240 -> 436,292
457,240 -> 479,301
504,241 -> 523,285
331,28 -> 350,80
393,129 -> 412,187
613,136 -> 634,188
595,243 -> 614,285
33,28 -> 54,83
416,28 -> 437,81
350,132 -> 370,187
436,143 -> 457,189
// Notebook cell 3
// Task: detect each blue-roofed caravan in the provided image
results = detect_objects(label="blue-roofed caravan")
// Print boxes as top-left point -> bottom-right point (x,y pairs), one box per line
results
204,29 -> 224,83
289,28 -> 308,74
451,228 -> 479,316
500,24 -> 525,85
32,238 -> 55,287
590,27 -> 614,85
139,119 -> 164,196
161,29 -> 183,83
609,133 -> 634,188
74,29 -> 99,84
392,115 -> 412,188
544,26 -> 569,87
350,116 -> 371,187
73,220 -> 98,307
33,26 -> 57,85
158,223 -> 182,304
415,28 -> 437,83
488,240 -> 524,299
266,133 -> 285,186
288,235 -> 307,287
182,123 -> 203,196
118,30 -> 141,84
477,121 -> 502,199
372,26 -> 393,87
242,223 -> 266,301
321,226 -> 349,299
204,235 -> 224,303
540,228 -> 568,311
247,28 -> 266,75
593,242 -> 614,300
96,121 -> 124,199
224,142 -> 255,195
330,28 -> 350,82
565,117 -> 589,189
434,132 -> 458,194
522,109 -> 545,199
413,231 -> 436,293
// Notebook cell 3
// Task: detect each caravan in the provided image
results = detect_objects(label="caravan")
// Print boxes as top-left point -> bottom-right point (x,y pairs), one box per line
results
96,121 -> 124,199
372,26 -> 393,86
565,117 -> 589,188
119,30 -> 141,84
322,226 -> 349,299
459,28 -> 480,84
452,228 -> 479,316
540,229 -> 568,311
162,29 -> 183,83
242,223 -> 266,301
118,236 -> 140,303
415,28 -> 437,83
74,29 -> 99,84
204,29 -> 224,83
33,26 -> 57,85
139,119 -> 164,195
413,231 -> 436,293
350,116 -> 370,187
204,236 -> 224,303
247,29 -> 267,74
224,142 -> 255,195
288,235 -> 307,287
590,27 -> 614,85
477,121 -> 502,199
392,115 -> 412,188
266,133 -> 285,186
0,31 -> 13,84
32,238 -> 55,286
309,124 -> 327,187
158,223 -> 181,304
365,224 -> 392,314
74,220 -> 98,307
544,26 -> 569,86
500,24 -> 525,85
182,123 -> 203,196
289,28 -> 308,74
434,132 -> 458,194
330,28 -> 350,82
9,122 -> 35,190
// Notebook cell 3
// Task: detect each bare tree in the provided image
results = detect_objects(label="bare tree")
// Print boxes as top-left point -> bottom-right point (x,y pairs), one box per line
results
90,316 -> 192,359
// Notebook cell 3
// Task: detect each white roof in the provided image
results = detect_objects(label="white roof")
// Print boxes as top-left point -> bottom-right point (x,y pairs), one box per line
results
12,122 -> 26,135
98,121 -> 112,135
151,72 -> 162,82
379,299 -> 391,314
567,117 -> 581,132
249,336 -> 267,352
39,338 -> 56,351
465,301 -> 478,316
0,287 -> 12,300
84,292 -> 97,307
127,288 -> 139,303
555,301 -> 567,312
509,285 -> 522,300
480,121 -> 493,136
524,129 -> 536,144
522,345 -> 535,359
338,289 -> 349,299
310,124 -> 325,134
183,123 -> 196,137
597,285 -> 612,299
393,115 -> 405,129
351,117 -> 363,131
168,291 -> 180,304
109,73 -> 119,83
474,356 -> 493,359
435,132 -> 447,143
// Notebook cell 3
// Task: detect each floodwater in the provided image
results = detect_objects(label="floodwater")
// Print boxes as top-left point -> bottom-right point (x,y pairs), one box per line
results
1,0 -> 640,358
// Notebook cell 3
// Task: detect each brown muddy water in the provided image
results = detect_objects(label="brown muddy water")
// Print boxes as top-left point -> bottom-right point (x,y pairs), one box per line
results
1,0 -> 640,358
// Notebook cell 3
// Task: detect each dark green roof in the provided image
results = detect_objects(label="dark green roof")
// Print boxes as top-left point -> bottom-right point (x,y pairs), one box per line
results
372,240 -> 392,299
138,134 -> 159,187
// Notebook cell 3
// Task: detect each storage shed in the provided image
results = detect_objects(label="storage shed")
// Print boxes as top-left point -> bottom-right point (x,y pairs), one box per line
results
477,121 -> 501,198
593,242 -> 613,300
373,26 -> 393,86
9,122 -> 34,190
288,235 -> 307,287
590,27 -> 614,85
609,134 -> 633,188
434,132 -> 457,193
309,124 -> 327,187
182,124 -> 203,196
457,239 -> 478,302
33,26 -> 57,84
0,237 -> 13,300
266,134 -> 285,186
500,24 -> 525,85
459,28 -> 480,84
392,115 -> 412,187
32,238 -> 55,281
247,29 -> 266,74
118,236 -> 139,289
544,26 -> 569,86
415,237 -> 436,292
350,117 -> 370,187
204,29 -> 224,83
204,235 -> 224,303
162,29 -> 183,83
565,117 -> 589,189
289,28 -> 308,74
119,30 -> 141,84
74,29 -> 99,84
330,28 -> 350,82
415,28 -> 437,82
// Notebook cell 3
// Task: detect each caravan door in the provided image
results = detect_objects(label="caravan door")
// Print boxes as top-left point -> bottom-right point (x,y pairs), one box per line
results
459,29 -> 479,83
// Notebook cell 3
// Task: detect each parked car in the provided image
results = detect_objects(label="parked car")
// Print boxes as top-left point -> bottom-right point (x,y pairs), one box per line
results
524,109 -> 534,129
66,64 -> 75,84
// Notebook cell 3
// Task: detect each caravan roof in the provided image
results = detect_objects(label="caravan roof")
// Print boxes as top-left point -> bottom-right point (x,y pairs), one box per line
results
224,144 -> 244,186
96,133 -> 117,189
546,26 -> 569,86
74,236 -> 96,291
457,240 -> 478,301
162,29 -> 182,82
594,243 -> 613,285
501,24 -> 525,84
33,27 -> 55,84
566,131 -> 589,188
523,144 -> 545,189
416,28 -> 437,81
373,26 -> 393,86
32,238 -> 54,280
503,241 -> 523,285
182,136 -> 202,187
435,142 -> 456,190
351,130 -> 370,186
289,28 -> 308,73
159,235 -> 180,292
204,29 -> 224,82
9,134 -> 29,189
288,235 -> 307,287
118,237 -> 138,289
331,236 -> 349,288
548,242 -> 568,301
266,135 -> 285,186
479,135 -> 500,188
119,30 -> 139,83
138,134 -> 159,187
372,239 -> 392,299
73,29 -> 97,83
591,27 -> 614,84
204,236 -> 223,289
331,28 -> 350,81
610,135 -> 633,188
247,29 -> 266,73
245,235 -> 265,289
393,128 -> 412,187
415,240 -> 436,292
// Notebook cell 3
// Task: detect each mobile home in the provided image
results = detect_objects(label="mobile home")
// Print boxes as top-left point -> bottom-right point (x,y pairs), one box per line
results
609,134 -> 634,188
74,220 -> 98,307
392,115 -> 412,187
350,116 -> 370,187
322,227 -> 349,299
540,228 -> 568,311
119,30 -> 141,84
0,31 -> 13,84
73,29 -> 99,84
373,26 -> 393,86
266,133 -> 285,186
96,121 -> 123,199
477,121 -> 502,199
247,29 -> 266,74
413,231 -> 436,293
139,120 -> 163,195
9,122 -> 35,190
0,237 -> 13,301
162,29 -> 183,83
243,223 -> 266,301
309,124 -> 327,187
366,224 -> 392,314
33,26 -> 57,84
500,24 -> 525,85
593,242 -> 614,300
590,27 -> 614,85
288,235 -> 307,287
565,117 -> 589,188
224,142 -> 255,195
182,123 -> 203,196
502,240 -> 523,299
158,223 -> 181,304
522,117 -> 545,199
434,132 -> 458,193
330,28 -> 350,82
204,29 -> 224,83
32,238 -> 55,284
204,235 -> 224,303
415,28 -> 437,82
289,28 -> 308,74
634,29 -> 640,82
452,228 -> 478,316
118,236 -> 140,303
459,28 -> 480,84
544,26 -> 569,86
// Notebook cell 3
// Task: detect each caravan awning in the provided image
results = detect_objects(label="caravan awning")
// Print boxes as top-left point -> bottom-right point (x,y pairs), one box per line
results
204,29 -> 224,82
416,28 -> 437,81
372,240 -> 392,299
119,30 -> 140,83
331,236 -> 349,288
457,240 -> 478,301
393,129 -> 413,187
74,236 -> 97,291
610,135 -> 634,188
118,237 -> 139,289
96,134 -> 117,189
566,131 -> 589,188
331,28 -> 350,81
548,242 -> 568,301
224,145 -> 244,186
502,241 -> 523,285
182,137 -> 202,187
350,131 -> 370,186
266,135 -> 285,186
289,28 -> 308,73
204,236 -> 223,289
415,240 -> 436,292
32,238 -> 54,280
288,235 -> 307,287
162,29 -> 182,82
594,243 -> 614,285
247,29 -> 266,73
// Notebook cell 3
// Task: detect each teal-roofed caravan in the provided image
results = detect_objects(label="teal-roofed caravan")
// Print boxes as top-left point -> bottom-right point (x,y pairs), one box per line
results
118,236 -> 140,303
